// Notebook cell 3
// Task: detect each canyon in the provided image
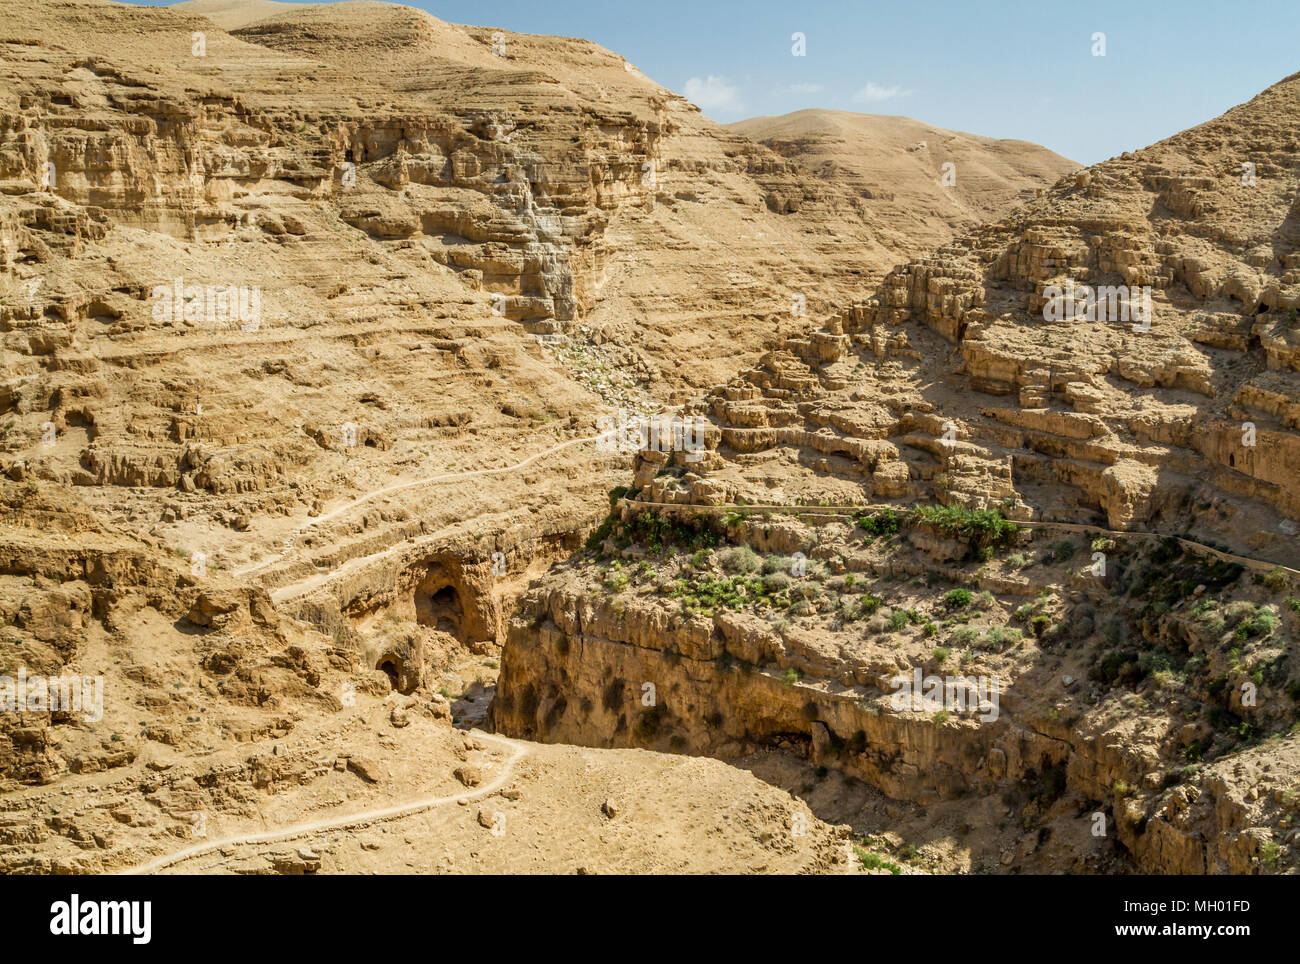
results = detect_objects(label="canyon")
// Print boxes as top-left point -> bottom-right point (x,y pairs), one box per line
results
1,0 -> 1296,876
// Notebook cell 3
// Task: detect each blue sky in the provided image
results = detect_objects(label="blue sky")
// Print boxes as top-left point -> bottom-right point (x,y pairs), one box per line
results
145,0 -> 1297,164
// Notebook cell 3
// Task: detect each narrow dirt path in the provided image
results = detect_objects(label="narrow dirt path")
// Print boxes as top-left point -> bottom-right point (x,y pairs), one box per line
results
234,429 -> 617,578
121,730 -> 529,875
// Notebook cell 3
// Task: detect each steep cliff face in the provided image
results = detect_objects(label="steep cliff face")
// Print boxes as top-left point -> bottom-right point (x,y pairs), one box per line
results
493,503 -> 1300,874
0,0 -> 943,587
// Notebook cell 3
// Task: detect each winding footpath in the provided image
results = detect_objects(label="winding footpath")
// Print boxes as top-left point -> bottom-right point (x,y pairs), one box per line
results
233,428 -> 619,580
122,730 -> 529,875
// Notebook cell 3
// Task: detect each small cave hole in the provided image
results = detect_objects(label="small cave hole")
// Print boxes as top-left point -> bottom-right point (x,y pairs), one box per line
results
415,581 -> 464,638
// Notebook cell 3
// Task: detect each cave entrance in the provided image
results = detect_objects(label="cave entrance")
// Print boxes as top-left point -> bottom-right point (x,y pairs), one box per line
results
376,653 -> 412,693
415,581 -> 464,638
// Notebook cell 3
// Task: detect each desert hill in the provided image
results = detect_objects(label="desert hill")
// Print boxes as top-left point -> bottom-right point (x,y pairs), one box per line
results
731,109 -> 1078,254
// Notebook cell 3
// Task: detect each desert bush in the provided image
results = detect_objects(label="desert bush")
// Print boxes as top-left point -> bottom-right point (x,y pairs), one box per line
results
943,588 -> 972,610
858,592 -> 884,617
763,571 -> 792,593
719,545 -> 760,574
854,848 -> 902,874
856,508 -> 901,536
980,627 -> 1022,652
950,626 -> 979,646
1235,606 -> 1279,640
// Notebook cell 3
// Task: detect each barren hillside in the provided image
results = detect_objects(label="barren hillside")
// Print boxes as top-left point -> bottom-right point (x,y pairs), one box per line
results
731,109 -> 1078,254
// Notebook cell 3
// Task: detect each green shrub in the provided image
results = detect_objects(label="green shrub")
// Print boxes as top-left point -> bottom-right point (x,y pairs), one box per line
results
604,565 -> 630,592
888,609 -> 909,631
856,509 -> 901,536
854,848 -> 902,875
1006,551 -> 1029,569
943,588 -> 972,610
1260,840 -> 1282,868
932,646 -> 950,665
782,667 -> 801,687
1262,567 -> 1287,591
1237,607 -> 1280,639
858,592 -> 884,617
981,627 -> 1022,652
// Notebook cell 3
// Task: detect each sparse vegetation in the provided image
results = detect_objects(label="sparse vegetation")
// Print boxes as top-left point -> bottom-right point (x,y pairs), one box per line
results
943,588 -> 972,610
854,847 -> 902,874
909,505 -> 1018,550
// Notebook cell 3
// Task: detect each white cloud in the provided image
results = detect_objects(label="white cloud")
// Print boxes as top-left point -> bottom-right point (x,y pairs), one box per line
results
786,83 -> 824,95
851,82 -> 911,104
683,75 -> 742,113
